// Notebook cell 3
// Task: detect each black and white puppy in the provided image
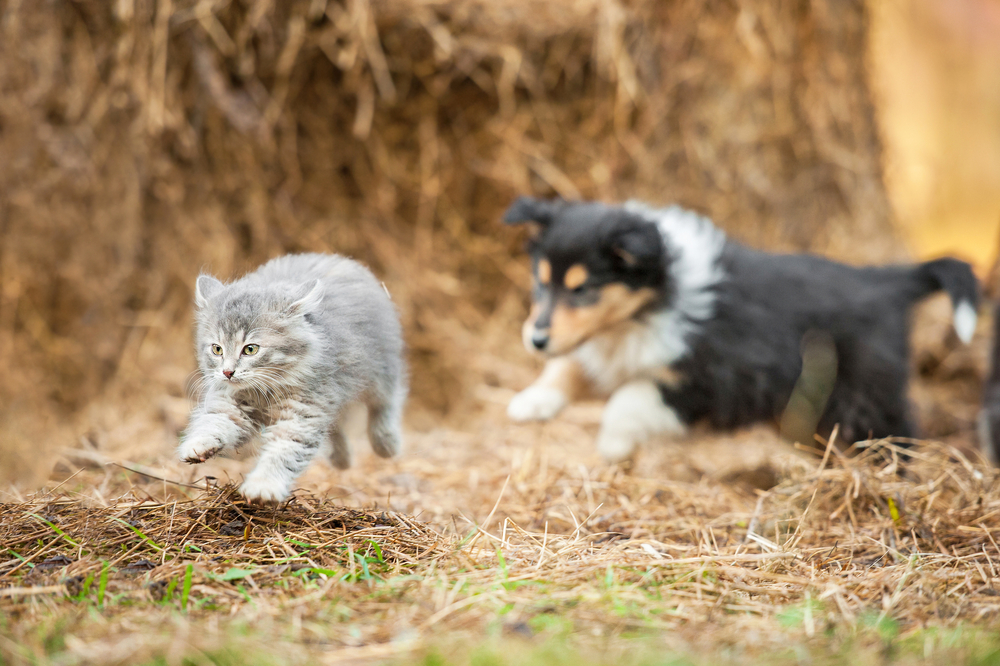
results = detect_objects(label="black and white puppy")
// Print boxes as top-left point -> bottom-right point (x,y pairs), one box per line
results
504,197 -> 980,461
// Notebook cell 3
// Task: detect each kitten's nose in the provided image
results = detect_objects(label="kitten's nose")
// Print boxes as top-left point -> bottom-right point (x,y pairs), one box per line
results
223,369 -> 235,379
531,331 -> 549,351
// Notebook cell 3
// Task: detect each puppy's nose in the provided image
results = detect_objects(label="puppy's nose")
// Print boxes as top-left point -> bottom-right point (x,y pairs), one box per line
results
223,369 -> 235,379
531,332 -> 549,351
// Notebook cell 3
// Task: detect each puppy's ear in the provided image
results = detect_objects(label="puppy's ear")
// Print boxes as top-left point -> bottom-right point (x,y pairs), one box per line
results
195,275 -> 225,308
607,223 -> 663,270
502,196 -> 562,227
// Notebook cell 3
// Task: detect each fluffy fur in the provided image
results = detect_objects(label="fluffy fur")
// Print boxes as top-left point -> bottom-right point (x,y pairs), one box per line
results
179,253 -> 407,502
504,197 -> 980,461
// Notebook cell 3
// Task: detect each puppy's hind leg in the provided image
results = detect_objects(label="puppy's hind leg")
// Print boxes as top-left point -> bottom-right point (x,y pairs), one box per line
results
597,380 -> 686,463
366,377 -> 406,459
818,335 -> 914,445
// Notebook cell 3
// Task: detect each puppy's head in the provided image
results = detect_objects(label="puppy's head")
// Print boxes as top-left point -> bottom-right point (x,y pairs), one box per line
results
504,196 -> 669,356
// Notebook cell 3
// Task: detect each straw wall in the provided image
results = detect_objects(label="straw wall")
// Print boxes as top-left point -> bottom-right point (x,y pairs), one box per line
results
0,0 -> 896,479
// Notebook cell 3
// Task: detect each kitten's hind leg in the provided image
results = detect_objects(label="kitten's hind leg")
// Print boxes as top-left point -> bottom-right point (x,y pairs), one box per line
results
329,425 -> 351,470
366,381 -> 405,459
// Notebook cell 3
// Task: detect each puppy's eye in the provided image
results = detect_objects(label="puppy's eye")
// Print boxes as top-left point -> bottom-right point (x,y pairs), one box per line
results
211,344 -> 223,356
242,344 -> 259,356
570,285 -> 587,295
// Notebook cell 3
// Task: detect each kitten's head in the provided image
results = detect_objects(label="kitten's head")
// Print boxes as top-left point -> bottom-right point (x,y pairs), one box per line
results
193,274 -> 325,393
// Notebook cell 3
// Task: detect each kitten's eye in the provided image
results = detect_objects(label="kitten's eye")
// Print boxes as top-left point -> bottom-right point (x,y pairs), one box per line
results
242,344 -> 259,356
210,344 -> 223,356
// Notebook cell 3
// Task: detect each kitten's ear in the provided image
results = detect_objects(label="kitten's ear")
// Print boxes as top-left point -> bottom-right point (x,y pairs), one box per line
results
502,196 -> 562,228
287,279 -> 324,316
194,275 -> 225,308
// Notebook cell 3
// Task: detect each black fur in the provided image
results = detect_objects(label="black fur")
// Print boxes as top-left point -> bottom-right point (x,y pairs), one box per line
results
503,196 -> 564,227
659,247 -> 975,442
508,198 -> 671,334
506,197 -> 981,445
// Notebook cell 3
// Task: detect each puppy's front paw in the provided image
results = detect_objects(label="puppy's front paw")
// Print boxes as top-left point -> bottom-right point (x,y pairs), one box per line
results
507,386 -> 567,422
596,430 -> 639,464
240,474 -> 291,504
178,436 -> 224,464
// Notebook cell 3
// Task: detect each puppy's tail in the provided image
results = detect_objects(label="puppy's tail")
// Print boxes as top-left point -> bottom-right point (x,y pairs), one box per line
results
915,257 -> 980,344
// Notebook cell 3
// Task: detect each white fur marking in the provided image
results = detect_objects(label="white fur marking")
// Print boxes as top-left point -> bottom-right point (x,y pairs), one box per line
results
596,380 -> 685,462
508,386 -> 568,422
178,432 -> 225,463
574,323 -> 670,394
240,470 -> 293,503
953,300 -> 977,344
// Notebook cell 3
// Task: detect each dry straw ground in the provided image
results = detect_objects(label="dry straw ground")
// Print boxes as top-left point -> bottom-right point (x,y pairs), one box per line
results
2,0 -> 999,663
4,419 -> 1000,664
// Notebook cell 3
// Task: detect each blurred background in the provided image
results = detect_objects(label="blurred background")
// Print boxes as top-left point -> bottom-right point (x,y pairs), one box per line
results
1,0 -> 999,488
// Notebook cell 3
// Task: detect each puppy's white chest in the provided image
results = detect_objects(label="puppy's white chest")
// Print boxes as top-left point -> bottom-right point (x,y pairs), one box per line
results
572,319 -> 682,394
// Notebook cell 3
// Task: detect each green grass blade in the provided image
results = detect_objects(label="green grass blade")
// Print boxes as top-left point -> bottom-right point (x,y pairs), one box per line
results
28,513 -> 80,549
77,572 -> 95,601
6,548 -> 34,569
97,562 -> 109,607
215,568 -> 256,582
354,552 -> 372,581
112,517 -> 163,552
163,577 -> 178,604
181,564 -> 193,611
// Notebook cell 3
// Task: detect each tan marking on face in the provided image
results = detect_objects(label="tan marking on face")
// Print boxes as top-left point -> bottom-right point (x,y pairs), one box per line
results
614,247 -> 637,266
547,284 -> 658,355
563,264 -> 589,290
537,259 -> 551,285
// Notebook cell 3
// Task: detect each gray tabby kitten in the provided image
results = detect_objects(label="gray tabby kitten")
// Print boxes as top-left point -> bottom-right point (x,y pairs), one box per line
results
178,253 -> 406,503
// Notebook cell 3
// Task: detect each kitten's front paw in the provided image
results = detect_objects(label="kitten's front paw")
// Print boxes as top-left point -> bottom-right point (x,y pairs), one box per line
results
178,436 -> 224,464
507,386 -> 567,422
240,474 -> 291,504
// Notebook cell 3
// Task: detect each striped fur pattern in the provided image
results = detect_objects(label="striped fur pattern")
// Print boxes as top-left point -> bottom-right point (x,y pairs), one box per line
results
179,253 -> 407,502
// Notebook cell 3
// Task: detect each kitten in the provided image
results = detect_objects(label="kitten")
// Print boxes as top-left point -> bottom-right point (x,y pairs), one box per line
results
178,253 -> 407,503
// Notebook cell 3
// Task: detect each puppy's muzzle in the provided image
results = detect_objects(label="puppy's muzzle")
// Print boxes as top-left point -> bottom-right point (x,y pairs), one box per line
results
531,330 -> 550,351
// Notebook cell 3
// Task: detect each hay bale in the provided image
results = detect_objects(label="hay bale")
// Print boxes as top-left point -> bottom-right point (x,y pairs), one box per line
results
0,0 -> 897,480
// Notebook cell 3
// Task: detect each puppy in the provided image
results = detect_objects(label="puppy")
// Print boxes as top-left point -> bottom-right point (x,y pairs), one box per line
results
504,197 -> 980,462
